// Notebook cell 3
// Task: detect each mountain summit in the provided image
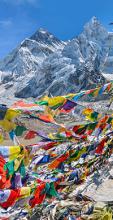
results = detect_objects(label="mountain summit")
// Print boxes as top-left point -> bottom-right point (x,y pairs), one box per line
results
30,28 -> 65,49
0,17 -> 112,101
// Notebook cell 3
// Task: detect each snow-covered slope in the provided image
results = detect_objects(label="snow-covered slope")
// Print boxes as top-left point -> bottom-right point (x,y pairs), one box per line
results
0,17 -> 112,99
101,32 -> 113,76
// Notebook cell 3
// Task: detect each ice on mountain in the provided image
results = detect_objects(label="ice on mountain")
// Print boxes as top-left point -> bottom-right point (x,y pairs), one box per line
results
0,17 -> 112,100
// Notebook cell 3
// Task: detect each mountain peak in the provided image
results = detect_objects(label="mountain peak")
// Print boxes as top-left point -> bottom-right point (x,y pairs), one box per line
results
30,27 -> 61,45
30,27 -> 65,51
82,16 -> 108,41
90,16 -> 100,25
84,16 -> 103,29
30,27 -> 51,41
0,18 -> 110,100
38,28 -> 49,34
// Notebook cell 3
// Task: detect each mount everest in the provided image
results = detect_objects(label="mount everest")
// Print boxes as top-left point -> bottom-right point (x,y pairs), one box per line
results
0,16 -> 113,101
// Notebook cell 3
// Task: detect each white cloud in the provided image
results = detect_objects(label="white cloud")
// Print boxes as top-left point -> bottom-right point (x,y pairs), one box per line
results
0,20 -> 12,28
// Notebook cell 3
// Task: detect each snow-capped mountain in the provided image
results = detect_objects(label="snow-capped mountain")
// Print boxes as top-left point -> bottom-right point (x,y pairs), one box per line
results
0,17 -> 112,100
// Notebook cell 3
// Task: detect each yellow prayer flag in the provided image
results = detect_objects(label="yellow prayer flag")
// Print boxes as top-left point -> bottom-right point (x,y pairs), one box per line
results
48,96 -> 66,107
20,187 -> 31,198
9,146 -> 21,160
0,119 -> 16,132
82,108 -> 93,115
5,109 -> 21,120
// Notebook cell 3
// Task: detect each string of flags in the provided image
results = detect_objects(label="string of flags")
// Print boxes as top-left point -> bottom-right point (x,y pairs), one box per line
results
0,82 -> 113,219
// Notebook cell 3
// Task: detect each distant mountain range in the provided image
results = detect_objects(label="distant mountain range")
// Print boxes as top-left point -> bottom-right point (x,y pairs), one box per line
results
0,16 -> 113,101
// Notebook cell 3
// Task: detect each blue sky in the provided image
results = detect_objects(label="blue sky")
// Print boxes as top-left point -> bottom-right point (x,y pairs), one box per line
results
0,0 -> 113,59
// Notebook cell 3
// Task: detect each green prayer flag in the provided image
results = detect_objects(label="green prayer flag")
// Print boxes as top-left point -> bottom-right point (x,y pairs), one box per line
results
15,125 -> 27,136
